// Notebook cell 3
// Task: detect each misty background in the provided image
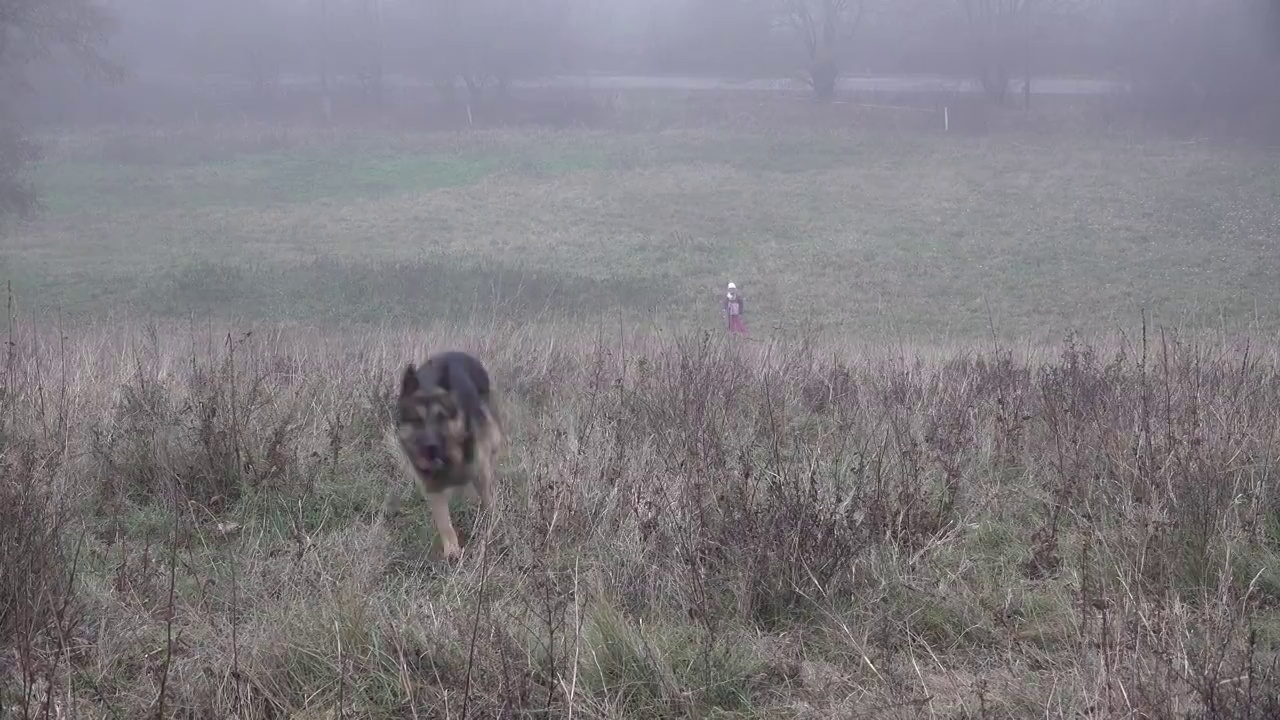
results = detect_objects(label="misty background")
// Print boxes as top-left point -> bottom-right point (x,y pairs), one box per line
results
1,0 -> 1279,336
3,0 -> 1279,136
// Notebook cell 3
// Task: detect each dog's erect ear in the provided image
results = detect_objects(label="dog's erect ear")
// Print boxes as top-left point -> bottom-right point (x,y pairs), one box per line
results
400,364 -> 420,397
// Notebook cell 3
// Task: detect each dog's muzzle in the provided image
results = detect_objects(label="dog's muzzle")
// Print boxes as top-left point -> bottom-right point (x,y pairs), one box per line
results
413,445 -> 445,473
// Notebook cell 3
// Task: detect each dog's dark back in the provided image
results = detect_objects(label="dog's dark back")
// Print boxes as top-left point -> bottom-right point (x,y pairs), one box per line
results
416,351 -> 492,429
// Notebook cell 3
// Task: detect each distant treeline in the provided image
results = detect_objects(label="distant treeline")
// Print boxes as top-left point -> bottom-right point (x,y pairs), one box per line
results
89,1 -> 1277,106
1,0 -> 1278,125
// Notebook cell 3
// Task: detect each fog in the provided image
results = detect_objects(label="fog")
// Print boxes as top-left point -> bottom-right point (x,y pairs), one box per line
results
1,0 -> 1278,218
3,0 -> 1278,124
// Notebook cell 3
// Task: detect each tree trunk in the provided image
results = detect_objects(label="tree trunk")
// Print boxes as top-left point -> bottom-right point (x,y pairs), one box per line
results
463,74 -> 484,106
319,0 -> 330,94
434,76 -> 458,107
811,57 -> 838,102
370,0 -> 385,105
1023,14 -> 1032,110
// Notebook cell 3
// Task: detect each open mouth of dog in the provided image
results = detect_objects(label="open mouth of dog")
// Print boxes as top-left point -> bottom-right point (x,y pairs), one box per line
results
413,453 -> 445,473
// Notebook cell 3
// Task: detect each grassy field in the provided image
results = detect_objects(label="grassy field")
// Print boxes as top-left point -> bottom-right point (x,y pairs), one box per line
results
4,117 -> 1279,341
3,102 -> 1280,718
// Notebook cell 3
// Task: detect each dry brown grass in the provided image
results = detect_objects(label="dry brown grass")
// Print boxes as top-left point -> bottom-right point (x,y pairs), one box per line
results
2,301 -> 1279,718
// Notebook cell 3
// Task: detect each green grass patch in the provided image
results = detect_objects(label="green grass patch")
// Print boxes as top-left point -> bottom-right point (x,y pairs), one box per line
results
9,126 -> 1280,341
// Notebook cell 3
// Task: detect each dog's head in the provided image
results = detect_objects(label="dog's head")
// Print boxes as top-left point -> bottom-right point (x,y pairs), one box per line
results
396,363 -> 467,475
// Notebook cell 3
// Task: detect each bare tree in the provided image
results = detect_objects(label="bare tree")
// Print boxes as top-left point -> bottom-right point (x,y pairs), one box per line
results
0,0 -> 121,220
358,0 -> 386,100
0,0 -> 121,80
422,0 -> 574,107
0,129 -> 40,219
951,0 -> 1101,106
776,0 -> 867,100
644,0 -> 778,76
955,0 -> 1031,104
1106,0 -> 1280,127
310,0 -> 389,101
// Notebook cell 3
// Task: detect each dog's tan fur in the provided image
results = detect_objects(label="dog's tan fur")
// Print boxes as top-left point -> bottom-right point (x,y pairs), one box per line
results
384,352 -> 504,561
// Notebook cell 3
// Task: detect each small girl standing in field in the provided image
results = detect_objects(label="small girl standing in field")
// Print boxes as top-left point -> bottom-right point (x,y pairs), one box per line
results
723,282 -> 748,335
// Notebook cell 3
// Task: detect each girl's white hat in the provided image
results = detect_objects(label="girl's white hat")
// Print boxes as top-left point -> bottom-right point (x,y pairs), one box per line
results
727,282 -> 736,289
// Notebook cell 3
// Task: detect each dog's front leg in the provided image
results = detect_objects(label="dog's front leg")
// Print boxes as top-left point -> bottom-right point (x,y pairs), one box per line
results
475,423 -> 502,512
426,491 -> 462,560
474,460 -> 496,511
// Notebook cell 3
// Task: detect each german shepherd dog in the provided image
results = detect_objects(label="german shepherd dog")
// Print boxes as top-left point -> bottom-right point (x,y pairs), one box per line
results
386,351 -> 504,561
